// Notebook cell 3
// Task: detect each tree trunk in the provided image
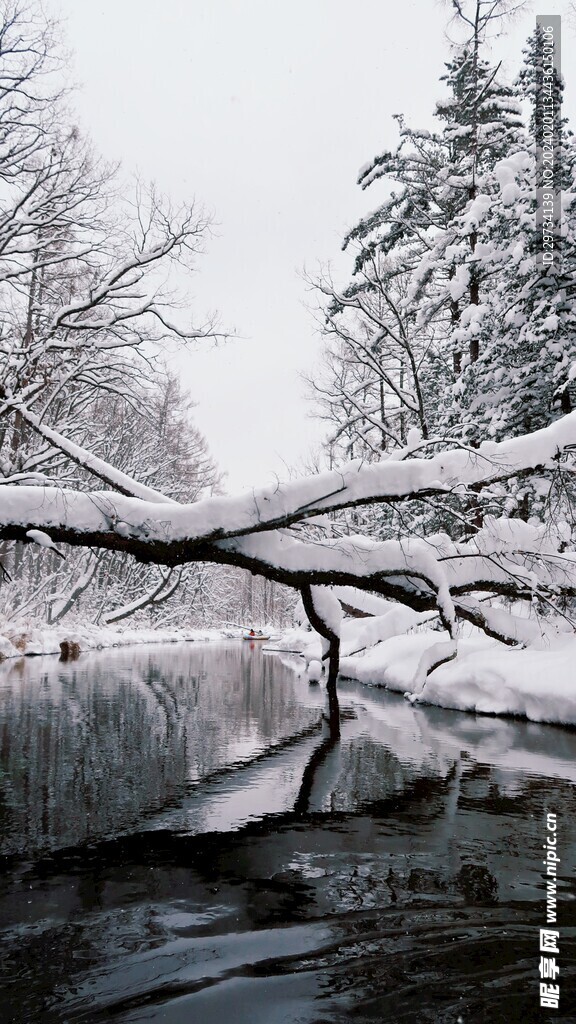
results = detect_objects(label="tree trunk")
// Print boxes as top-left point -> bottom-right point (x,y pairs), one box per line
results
300,584 -> 341,739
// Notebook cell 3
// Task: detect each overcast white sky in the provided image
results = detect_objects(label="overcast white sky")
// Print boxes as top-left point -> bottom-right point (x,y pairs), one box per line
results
51,0 -> 572,493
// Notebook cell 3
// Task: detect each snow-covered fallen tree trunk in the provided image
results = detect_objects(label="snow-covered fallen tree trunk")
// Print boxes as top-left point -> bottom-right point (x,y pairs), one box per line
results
0,412 -> 575,695
2,410 -> 575,546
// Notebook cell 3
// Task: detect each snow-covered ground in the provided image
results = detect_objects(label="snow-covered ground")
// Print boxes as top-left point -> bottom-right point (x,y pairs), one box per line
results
0,623 -> 241,660
277,621 -> 576,729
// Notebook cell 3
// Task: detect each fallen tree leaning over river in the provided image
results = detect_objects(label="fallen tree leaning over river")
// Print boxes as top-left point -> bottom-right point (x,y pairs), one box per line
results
1,408 -> 576,732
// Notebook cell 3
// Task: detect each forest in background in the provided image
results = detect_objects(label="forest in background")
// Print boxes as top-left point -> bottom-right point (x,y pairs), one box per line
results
0,0 -> 295,628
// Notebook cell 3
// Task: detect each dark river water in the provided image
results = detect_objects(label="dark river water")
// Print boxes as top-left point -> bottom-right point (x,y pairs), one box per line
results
0,641 -> 575,1023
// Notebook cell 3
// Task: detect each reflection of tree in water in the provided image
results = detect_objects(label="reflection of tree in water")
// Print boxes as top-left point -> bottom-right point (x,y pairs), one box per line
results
325,736 -> 431,812
0,644 -> 321,856
0,666 -> 186,856
294,733 -> 340,815
1,757 -> 576,1024
2,649 -> 576,1022
130,644 -> 320,784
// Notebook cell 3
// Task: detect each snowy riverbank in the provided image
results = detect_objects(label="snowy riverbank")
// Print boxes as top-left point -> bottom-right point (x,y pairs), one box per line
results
277,623 -> 576,728
0,623 -> 240,660
2,618 -> 575,729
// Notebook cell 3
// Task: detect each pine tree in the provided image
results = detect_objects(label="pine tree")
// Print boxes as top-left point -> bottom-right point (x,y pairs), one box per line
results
311,1 -> 576,535
446,20 -> 576,447
316,46 -> 525,460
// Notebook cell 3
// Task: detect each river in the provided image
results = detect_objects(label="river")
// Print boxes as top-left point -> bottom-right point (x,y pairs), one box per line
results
0,641 -> 575,1022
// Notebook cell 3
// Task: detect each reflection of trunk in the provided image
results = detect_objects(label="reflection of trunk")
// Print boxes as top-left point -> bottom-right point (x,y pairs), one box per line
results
294,733 -> 340,814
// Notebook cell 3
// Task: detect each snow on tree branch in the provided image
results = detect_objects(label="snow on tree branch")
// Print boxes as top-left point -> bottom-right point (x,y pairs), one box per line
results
0,412 -> 575,539
0,413 -> 574,648
1,399 -> 179,503
5,409 -> 575,544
